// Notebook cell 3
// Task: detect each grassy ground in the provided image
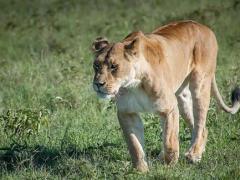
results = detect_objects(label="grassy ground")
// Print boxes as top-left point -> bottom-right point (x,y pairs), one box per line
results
0,0 -> 240,179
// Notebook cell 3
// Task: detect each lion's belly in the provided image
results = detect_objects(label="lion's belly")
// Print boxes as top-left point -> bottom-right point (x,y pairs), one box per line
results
116,88 -> 156,113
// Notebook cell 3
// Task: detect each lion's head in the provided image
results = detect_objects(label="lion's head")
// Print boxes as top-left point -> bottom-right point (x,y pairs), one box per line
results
91,32 -> 145,99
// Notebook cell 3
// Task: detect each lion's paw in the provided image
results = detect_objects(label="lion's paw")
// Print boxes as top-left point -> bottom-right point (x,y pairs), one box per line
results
185,151 -> 202,163
158,151 -> 179,165
135,161 -> 149,172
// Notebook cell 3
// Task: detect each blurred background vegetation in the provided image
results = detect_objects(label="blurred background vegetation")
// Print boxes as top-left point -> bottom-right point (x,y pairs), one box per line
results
0,0 -> 240,179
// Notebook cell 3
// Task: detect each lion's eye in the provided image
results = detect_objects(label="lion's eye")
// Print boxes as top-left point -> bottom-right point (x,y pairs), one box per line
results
111,64 -> 118,71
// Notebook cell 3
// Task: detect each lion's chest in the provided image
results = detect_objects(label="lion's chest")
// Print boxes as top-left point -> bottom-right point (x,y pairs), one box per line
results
116,88 -> 156,113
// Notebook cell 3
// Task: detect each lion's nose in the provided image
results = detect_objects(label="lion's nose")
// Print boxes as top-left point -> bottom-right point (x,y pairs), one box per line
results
95,81 -> 106,88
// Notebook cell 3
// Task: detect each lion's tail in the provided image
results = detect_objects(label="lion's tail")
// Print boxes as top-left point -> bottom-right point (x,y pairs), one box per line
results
211,75 -> 240,114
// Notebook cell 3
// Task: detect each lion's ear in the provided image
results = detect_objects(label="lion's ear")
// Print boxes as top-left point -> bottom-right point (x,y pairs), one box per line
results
124,37 -> 141,56
92,37 -> 109,53
124,31 -> 144,56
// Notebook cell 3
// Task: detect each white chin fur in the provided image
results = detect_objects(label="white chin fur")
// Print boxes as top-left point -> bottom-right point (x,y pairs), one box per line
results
122,78 -> 141,88
97,92 -> 115,99
121,65 -> 141,89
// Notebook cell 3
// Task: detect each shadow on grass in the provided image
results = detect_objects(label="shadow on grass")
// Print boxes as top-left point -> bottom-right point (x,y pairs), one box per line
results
64,142 -> 121,159
0,142 -> 121,175
0,145 -> 60,172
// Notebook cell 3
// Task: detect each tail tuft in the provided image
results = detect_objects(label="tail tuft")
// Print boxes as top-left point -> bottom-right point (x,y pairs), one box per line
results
231,87 -> 240,104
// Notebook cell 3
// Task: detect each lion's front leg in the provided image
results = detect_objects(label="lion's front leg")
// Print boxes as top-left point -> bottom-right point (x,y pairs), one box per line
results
117,111 -> 148,172
160,105 -> 180,165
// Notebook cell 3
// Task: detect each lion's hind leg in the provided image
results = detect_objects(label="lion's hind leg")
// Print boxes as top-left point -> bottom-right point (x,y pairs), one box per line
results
185,71 -> 212,163
177,84 -> 194,132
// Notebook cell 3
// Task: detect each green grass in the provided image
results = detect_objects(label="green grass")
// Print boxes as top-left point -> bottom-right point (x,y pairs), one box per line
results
0,0 -> 240,179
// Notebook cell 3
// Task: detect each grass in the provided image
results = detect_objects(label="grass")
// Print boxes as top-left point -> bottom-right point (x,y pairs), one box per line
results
0,0 -> 240,179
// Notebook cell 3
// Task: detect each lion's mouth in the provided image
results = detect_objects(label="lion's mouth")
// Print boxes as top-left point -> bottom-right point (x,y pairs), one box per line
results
93,83 -> 118,99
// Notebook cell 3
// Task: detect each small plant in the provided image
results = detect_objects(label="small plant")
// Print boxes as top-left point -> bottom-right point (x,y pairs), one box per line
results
0,108 -> 49,145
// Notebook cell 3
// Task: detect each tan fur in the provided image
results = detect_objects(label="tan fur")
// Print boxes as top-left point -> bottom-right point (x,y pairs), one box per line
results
91,20 -> 240,172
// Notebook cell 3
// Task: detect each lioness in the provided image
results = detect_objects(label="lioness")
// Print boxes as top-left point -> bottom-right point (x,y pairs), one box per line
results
91,20 -> 240,172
